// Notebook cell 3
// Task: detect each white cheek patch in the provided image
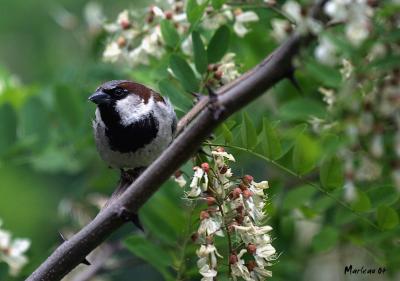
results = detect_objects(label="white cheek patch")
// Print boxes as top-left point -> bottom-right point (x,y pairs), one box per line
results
115,95 -> 154,126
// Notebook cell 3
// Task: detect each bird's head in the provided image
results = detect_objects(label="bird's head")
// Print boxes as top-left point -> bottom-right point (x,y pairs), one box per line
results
89,80 -> 167,126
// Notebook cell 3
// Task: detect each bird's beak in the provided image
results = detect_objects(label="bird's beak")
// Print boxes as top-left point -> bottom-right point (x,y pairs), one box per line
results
88,90 -> 110,105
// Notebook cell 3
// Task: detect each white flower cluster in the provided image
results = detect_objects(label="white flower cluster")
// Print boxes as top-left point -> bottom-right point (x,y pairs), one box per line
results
324,0 -> 374,46
103,1 -> 260,67
206,53 -> 241,87
268,1 -> 377,65
177,147 -> 276,280
345,67 -> 400,192
315,0 -> 377,65
103,8 -> 169,66
270,1 -> 322,43
0,220 -> 30,276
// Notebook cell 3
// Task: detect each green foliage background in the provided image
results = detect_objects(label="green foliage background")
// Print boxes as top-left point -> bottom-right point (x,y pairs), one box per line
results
0,0 -> 399,281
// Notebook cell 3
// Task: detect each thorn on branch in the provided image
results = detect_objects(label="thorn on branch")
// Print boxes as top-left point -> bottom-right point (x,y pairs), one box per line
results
190,91 -> 203,103
117,207 -> 144,231
58,232 -> 91,266
206,85 -> 225,120
286,67 -> 302,94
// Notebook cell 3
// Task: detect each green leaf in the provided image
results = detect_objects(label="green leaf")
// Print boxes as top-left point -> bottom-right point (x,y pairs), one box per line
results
19,97 -> 49,148
319,156 -> 344,191
283,185 -> 316,210
279,98 -> 326,121
141,182 -> 187,244
221,123 -> 233,143
160,20 -> 180,48
292,134 -> 321,175
158,79 -> 192,113
368,185 -> 400,208
169,55 -> 199,92
192,31 -> 208,74
54,84 -> 83,127
377,206 -> 399,230
241,112 -> 258,149
125,234 -> 174,280
186,0 -> 207,25
211,0 -> 226,9
207,25 -> 230,63
0,103 -> 17,155
351,191 -> 371,212
260,118 -> 282,160
305,60 -> 341,88
279,123 -> 307,157
312,227 -> 339,252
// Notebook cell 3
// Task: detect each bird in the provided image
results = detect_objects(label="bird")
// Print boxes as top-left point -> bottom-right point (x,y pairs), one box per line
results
88,80 -> 177,226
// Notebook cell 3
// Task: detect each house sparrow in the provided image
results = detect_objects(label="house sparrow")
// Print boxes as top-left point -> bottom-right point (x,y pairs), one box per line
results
89,80 -> 177,218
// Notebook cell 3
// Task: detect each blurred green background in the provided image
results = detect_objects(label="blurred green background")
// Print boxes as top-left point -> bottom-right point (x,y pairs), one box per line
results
0,0 -> 156,280
1,0 -> 399,281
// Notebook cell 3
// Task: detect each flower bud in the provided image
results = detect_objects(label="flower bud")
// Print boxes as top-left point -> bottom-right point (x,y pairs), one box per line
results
216,147 -> 225,152
239,183 -> 247,191
243,175 -> 254,185
230,187 -> 242,199
214,70 -> 223,80
120,19 -> 131,29
247,243 -> 257,254
200,211 -> 210,220
201,162 -> 210,173
146,14 -> 154,23
164,11 -> 173,20
243,189 -> 253,199
206,196 -> 216,206
191,232 -> 199,242
236,205 -> 244,214
235,214 -> 244,224
229,254 -> 238,264
246,260 -> 257,271
219,165 -> 228,174
117,36 -> 127,47
228,222 -> 238,232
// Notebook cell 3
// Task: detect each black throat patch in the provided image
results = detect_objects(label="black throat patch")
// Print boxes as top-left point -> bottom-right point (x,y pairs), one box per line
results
98,104 -> 159,153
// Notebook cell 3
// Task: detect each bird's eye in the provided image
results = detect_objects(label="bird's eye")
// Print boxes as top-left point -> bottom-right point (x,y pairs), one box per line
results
113,87 -> 128,97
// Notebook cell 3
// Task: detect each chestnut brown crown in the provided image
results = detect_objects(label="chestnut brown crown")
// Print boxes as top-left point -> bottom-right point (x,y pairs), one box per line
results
89,80 -> 165,105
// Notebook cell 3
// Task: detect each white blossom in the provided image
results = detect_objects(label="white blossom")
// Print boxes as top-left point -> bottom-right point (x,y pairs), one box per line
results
84,2 -> 105,32
315,37 -> 337,65
174,174 -> 187,187
211,150 -> 235,165
344,179 -> 357,202
197,244 -> 223,269
198,264 -> 217,281
282,1 -> 302,23
319,87 -> 336,109
198,217 -> 223,236
103,42 -> 122,63
188,167 -> 208,197
370,133 -> 384,158
231,249 -> 251,281
323,0 -> 374,46
0,221 -> 30,276
233,11 -> 259,37
217,53 -> 241,84
201,6 -> 233,30
271,19 -> 291,42
340,59 -> 354,79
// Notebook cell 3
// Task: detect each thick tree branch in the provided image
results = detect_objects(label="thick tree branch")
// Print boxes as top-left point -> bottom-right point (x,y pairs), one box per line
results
27,3 -> 328,278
